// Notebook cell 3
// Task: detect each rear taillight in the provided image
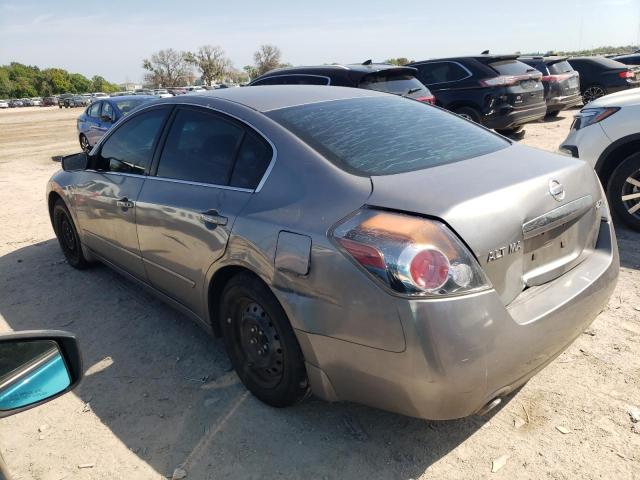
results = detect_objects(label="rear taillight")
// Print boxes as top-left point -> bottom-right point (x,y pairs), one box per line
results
331,209 -> 490,297
619,70 -> 635,79
480,72 -> 542,87
415,95 -> 436,105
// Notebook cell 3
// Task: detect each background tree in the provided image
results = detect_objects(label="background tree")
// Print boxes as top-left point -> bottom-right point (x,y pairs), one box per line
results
253,44 -> 282,76
142,48 -> 192,87
385,57 -> 411,66
243,65 -> 258,81
185,45 -> 232,86
68,73 -> 92,93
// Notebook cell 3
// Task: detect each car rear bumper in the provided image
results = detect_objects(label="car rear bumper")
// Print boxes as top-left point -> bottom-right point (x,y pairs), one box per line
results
484,102 -> 547,129
297,218 -> 618,420
547,93 -> 583,112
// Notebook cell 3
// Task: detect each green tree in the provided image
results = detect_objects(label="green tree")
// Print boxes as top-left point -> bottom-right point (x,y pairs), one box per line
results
0,68 -> 12,97
68,73 -> 92,93
385,57 -> 411,66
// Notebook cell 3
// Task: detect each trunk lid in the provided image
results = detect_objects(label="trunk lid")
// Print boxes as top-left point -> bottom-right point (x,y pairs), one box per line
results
367,144 -> 602,305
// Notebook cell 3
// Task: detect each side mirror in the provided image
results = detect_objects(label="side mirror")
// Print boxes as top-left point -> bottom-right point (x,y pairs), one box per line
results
0,331 -> 82,418
100,115 -> 112,123
61,152 -> 88,171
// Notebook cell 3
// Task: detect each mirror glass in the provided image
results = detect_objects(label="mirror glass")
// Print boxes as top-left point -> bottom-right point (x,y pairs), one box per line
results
0,340 -> 71,411
61,152 -> 88,171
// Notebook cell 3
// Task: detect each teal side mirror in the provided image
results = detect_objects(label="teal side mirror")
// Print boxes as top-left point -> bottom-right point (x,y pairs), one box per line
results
0,331 -> 82,418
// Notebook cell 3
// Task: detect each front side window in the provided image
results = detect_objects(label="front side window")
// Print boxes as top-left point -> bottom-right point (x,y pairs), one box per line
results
156,108 -> 244,185
102,102 -> 114,121
268,96 -> 509,176
99,108 -> 169,175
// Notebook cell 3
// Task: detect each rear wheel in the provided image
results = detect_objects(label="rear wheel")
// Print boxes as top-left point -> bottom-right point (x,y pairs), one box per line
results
219,272 -> 309,407
52,199 -> 90,269
582,85 -> 606,104
454,106 -> 481,123
607,152 -> 640,231
79,134 -> 91,153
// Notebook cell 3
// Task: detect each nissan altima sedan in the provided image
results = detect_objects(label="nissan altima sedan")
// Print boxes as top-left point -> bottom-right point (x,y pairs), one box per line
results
47,86 -> 618,420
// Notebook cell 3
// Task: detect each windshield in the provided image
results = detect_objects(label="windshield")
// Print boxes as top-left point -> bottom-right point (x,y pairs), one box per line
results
358,72 -> 426,95
267,96 -> 509,176
489,60 -> 536,75
114,98 -> 151,114
548,60 -> 574,74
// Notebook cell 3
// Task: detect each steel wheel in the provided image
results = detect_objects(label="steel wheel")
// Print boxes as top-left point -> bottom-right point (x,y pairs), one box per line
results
79,134 -> 90,152
621,170 -> 640,219
582,85 -> 606,104
53,199 -> 90,269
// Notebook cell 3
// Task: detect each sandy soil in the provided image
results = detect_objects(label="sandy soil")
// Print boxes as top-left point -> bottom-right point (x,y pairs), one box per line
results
0,106 -> 638,480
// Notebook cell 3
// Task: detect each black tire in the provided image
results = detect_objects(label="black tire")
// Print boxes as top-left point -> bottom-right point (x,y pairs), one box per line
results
52,199 -> 90,269
79,134 -> 90,153
495,125 -> 524,135
219,272 -> 309,407
545,110 -> 560,119
453,106 -> 481,123
607,152 -> 640,231
582,85 -> 606,104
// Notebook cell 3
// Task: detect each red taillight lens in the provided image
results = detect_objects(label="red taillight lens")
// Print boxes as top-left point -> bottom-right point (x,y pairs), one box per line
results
331,209 -> 491,297
409,249 -> 449,290
416,95 -> 436,104
619,70 -> 635,79
337,237 -> 385,269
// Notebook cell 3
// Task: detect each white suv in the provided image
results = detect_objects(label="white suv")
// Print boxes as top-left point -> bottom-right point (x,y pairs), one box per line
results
560,89 -> 640,230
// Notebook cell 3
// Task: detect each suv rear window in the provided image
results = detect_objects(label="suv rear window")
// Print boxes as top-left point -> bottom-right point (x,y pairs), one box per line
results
267,96 -> 509,176
489,60 -> 535,76
548,60 -> 574,74
358,72 -> 426,95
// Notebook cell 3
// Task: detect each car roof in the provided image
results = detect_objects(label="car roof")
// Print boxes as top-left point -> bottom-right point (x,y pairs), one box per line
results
157,85 -> 388,112
261,63 -> 415,75
409,54 -> 519,64
519,55 -> 569,63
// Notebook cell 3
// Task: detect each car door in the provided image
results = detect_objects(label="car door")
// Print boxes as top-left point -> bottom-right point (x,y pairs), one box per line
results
73,106 -> 172,279
84,101 -> 102,145
135,106 -> 273,317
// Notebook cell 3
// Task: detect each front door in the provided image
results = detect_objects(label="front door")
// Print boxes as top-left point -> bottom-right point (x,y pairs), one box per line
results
135,106 -> 273,317
73,106 -> 172,279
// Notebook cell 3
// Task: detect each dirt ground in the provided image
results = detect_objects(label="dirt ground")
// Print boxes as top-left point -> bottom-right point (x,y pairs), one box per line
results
0,106 -> 638,480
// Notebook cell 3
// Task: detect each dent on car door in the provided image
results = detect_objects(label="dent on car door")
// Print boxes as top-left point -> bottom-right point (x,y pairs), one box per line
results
135,106 -> 274,318
73,106 -> 172,279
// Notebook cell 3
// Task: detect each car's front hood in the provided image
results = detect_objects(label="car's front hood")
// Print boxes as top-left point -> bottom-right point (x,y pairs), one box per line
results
367,143 -> 603,304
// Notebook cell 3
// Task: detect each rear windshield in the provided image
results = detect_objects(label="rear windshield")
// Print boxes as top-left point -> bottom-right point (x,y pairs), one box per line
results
358,72 -> 427,96
548,60 -> 574,74
489,60 -> 535,75
114,98 -> 151,114
267,96 -> 509,176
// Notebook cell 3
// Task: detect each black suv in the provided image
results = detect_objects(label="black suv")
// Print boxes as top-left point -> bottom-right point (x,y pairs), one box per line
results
249,63 -> 435,104
518,56 -> 582,117
567,56 -> 640,104
407,55 -> 546,134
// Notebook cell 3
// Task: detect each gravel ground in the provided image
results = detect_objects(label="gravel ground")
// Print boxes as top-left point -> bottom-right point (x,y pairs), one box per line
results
0,106 -> 638,480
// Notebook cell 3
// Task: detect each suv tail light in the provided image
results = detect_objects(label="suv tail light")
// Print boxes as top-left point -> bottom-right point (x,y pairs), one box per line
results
619,70 -> 635,79
415,95 -> 436,105
479,72 -> 542,87
330,209 -> 490,297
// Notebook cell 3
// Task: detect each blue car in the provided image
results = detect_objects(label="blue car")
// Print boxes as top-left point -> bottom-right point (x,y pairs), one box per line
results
77,95 -> 156,152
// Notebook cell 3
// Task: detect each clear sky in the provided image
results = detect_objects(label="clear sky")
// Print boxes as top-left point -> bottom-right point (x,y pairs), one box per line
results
1,0 -> 638,83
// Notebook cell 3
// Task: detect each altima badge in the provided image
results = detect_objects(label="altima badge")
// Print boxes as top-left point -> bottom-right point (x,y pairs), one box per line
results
549,179 -> 565,201
487,240 -> 522,262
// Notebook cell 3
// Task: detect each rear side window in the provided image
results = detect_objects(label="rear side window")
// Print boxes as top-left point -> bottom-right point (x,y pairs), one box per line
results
267,96 -> 508,176
100,108 -> 169,175
229,131 -> 272,189
548,61 -> 574,74
87,102 -> 101,118
415,62 -> 469,84
489,60 -> 535,75
157,108 -> 244,185
359,72 -> 426,94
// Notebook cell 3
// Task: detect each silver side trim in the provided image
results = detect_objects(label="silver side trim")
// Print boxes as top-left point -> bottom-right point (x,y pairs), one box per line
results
522,195 -> 593,240
145,175 -> 253,193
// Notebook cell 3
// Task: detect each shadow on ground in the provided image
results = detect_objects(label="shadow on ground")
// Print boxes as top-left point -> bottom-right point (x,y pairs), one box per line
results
0,239 -> 509,479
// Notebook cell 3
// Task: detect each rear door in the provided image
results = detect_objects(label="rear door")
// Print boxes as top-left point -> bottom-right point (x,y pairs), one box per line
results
487,59 -> 544,108
135,106 -> 273,317
73,106 -> 172,279
84,101 -> 102,145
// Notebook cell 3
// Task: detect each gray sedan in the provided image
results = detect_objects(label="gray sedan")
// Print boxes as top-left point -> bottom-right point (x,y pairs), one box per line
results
47,86 -> 618,420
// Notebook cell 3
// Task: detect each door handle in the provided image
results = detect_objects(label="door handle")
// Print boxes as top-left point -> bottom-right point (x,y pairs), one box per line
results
116,198 -> 135,209
200,209 -> 228,226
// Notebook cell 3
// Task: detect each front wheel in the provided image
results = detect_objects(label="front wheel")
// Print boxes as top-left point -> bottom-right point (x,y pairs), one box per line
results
219,273 -> 309,407
607,152 -> 640,231
79,134 -> 90,153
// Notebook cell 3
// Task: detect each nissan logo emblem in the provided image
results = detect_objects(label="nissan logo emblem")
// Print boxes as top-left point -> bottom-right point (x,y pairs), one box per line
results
549,179 -> 565,201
